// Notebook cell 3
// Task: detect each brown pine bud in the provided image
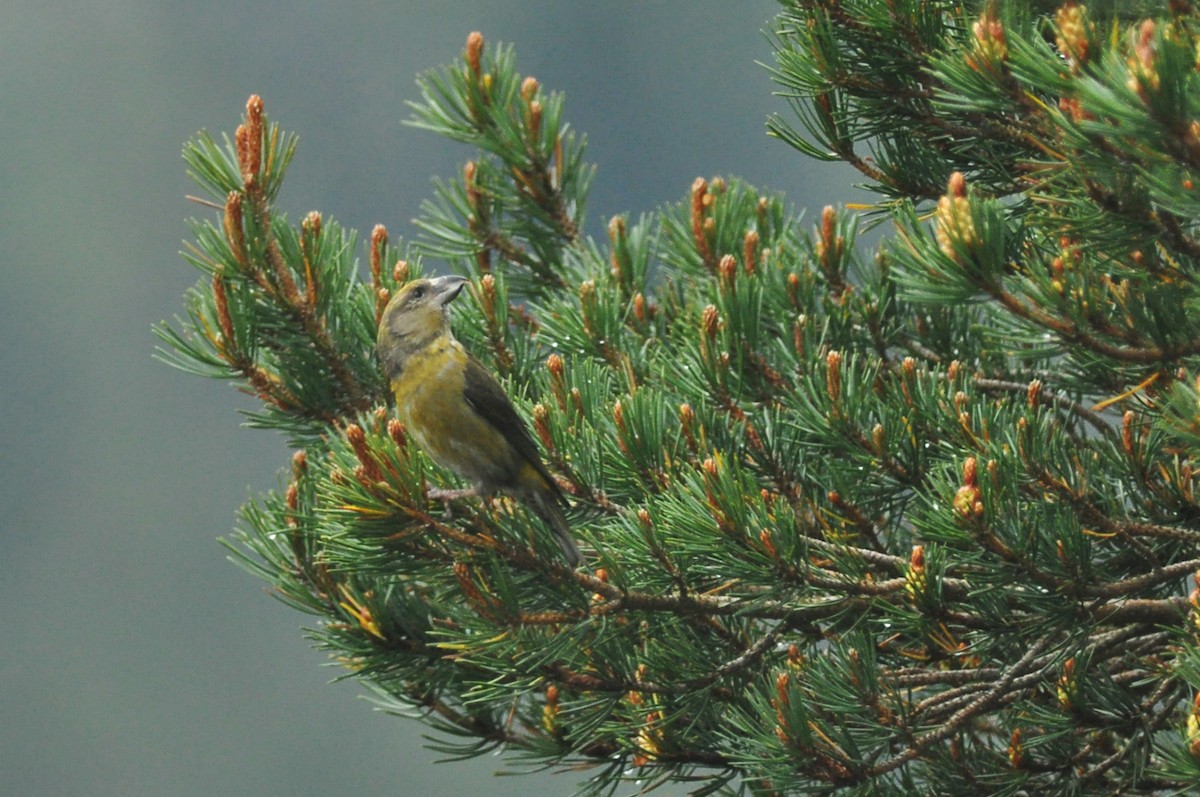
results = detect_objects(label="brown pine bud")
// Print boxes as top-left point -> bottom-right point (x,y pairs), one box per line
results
239,94 -> 264,182
679,403 -> 697,450
388,419 -> 407,450
691,177 -> 710,260
465,31 -> 484,76
1122,410 -> 1136,458
872,423 -> 885,454
718,254 -> 737,291
759,528 -> 777,559
608,215 -> 627,280
212,273 -> 235,350
825,350 -> 843,404
1008,728 -> 1023,769
701,305 -> 721,340
547,353 -> 567,412
223,191 -> 247,267
1026,379 -> 1042,408
520,75 -> 539,101
633,292 -> 647,324
370,224 -> 388,285
346,423 -> 382,483
532,403 -> 553,450
479,273 -> 497,321
743,229 -> 759,274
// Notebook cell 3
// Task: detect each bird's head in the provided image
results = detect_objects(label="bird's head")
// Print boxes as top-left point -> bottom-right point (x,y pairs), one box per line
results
376,274 -> 469,378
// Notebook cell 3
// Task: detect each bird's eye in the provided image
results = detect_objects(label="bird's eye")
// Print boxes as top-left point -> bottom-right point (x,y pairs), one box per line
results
409,286 -> 425,300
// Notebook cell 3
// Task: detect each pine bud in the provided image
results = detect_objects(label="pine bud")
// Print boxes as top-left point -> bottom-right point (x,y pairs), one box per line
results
743,229 -> 759,274
701,304 -> 721,340
679,403 -> 697,451
393,260 -> 410,284
1008,729 -> 1024,769
613,400 -> 628,455
465,31 -> 484,76
211,272 -> 235,350
786,273 -> 801,308
787,643 -> 803,671
346,423 -> 382,483
1026,379 -> 1042,408
905,545 -> 927,601
546,353 -> 568,412
759,528 -> 777,559
825,350 -> 843,404
718,254 -> 737,292
815,206 -> 844,285
608,215 -> 627,281
579,280 -> 597,334
1126,20 -> 1160,101
238,94 -> 264,183
1188,692 -> 1200,757
388,419 -> 407,451
520,75 -> 539,101
633,292 -> 647,324
935,172 -> 977,263
542,683 -> 559,734
463,160 -> 479,211
370,224 -> 388,285
1122,410 -> 1136,458
532,403 -> 553,450
480,273 -> 498,323
690,177 -> 710,261
1054,2 -> 1091,70
223,191 -> 247,267
970,5 -> 1008,69
1056,658 -> 1077,709
303,209 -> 323,239
953,457 -> 981,517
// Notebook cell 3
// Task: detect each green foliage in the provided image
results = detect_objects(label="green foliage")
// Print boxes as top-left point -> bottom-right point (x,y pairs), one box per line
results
160,6 -> 1200,795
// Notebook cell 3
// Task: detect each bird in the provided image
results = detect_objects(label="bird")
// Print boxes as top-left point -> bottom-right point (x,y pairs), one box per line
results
376,274 -> 584,567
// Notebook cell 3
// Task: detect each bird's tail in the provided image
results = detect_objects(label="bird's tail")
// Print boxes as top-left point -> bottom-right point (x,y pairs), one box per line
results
528,489 -> 584,568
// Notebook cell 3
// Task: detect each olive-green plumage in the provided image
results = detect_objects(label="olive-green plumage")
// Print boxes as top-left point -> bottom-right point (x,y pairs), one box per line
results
377,275 -> 583,567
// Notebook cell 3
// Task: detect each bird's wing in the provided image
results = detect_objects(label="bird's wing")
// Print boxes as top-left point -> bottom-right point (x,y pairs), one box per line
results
461,355 -> 562,496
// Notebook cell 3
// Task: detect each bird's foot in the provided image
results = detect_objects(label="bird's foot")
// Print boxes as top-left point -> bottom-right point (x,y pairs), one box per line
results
428,487 -> 477,501
427,487 -> 478,521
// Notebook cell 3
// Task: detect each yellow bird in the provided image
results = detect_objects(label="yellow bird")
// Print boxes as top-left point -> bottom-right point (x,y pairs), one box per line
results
377,274 -> 583,567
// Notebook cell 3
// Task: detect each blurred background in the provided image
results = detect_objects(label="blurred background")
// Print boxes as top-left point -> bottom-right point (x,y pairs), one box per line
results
1,2 -> 856,795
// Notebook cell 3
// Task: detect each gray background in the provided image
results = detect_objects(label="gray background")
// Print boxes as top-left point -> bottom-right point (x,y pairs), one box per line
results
1,2 -> 855,795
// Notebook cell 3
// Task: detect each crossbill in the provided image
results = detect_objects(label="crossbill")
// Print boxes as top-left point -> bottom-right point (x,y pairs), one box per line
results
376,274 -> 583,567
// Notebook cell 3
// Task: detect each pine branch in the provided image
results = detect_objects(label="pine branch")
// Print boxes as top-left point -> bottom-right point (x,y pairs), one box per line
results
163,11 -> 1200,794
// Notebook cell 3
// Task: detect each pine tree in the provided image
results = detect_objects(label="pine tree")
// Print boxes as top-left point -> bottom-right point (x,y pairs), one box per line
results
159,4 -> 1200,794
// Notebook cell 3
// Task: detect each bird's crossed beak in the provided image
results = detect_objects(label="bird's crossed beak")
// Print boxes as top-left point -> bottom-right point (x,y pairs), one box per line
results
430,274 -> 469,307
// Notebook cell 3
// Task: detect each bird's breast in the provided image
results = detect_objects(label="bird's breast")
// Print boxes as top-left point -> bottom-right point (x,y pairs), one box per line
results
390,339 -> 517,487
